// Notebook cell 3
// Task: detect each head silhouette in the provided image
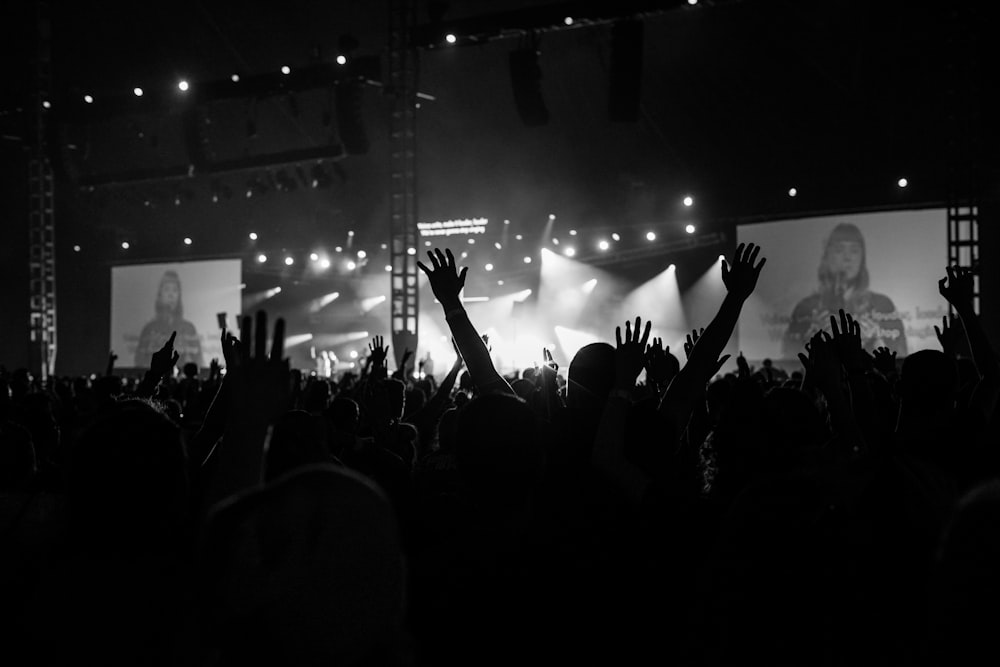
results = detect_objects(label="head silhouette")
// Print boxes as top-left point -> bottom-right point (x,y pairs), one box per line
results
566,342 -> 615,411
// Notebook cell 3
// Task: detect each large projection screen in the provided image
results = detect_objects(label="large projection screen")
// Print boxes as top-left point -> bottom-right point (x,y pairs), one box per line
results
737,209 -> 947,363
111,259 -> 242,370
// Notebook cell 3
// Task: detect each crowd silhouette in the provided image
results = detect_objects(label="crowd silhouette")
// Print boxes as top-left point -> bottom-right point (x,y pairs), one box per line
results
2,243 -> 997,666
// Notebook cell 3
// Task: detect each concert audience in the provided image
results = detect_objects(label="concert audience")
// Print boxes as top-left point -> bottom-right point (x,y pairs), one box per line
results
1,246 -> 997,666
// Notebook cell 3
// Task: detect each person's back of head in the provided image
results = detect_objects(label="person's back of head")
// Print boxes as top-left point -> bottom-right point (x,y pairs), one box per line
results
511,378 -> 535,401
202,465 -> 406,666
455,394 -> 542,501
898,350 -> 959,413
385,378 -> 406,420
303,379 -> 331,414
326,397 -> 360,435
566,342 -> 615,411
403,387 -> 426,418
70,399 -> 188,554
182,362 -> 198,379
266,410 -> 331,481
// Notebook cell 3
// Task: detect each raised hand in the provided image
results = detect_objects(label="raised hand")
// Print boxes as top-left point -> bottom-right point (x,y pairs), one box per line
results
233,311 -> 290,422
938,265 -> 975,311
722,242 -> 767,301
644,337 -> 680,388
830,309 -> 870,375
150,331 -> 180,379
368,335 -> 389,370
614,316 -> 652,390
417,248 -> 468,310
798,330 -> 840,389
683,328 -> 705,361
934,316 -> 960,358
105,351 -> 118,377
221,329 -> 241,372
872,346 -> 897,376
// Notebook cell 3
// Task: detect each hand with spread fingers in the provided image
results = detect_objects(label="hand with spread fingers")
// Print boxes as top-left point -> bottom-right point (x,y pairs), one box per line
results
417,248 -> 469,311
872,346 -> 897,377
830,308 -> 870,375
683,328 -> 706,361
722,242 -> 767,301
938,265 -> 975,313
614,316 -> 652,391
644,337 -> 680,389
231,311 -> 291,422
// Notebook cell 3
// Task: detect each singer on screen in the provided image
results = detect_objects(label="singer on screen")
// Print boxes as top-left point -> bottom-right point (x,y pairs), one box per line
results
782,222 -> 907,358
134,270 -> 204,369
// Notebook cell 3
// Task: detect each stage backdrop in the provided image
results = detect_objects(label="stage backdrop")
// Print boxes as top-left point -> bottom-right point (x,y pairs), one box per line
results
111,259 -> 242,369
737,208 -> 947,362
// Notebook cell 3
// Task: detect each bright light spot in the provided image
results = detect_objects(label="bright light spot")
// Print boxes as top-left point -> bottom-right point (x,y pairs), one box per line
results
788,187 -> 797,197
285,256 -> 294,266
549,213 -> 556,220
310,252 -> 320,262
552,238 -> 560,245
257,254 -> 267,263
468,238 -> 475,244
485,263 -> 494,271
178,80 -> 189,91
336,55 -> 347,65
350,350 -> 359,359
348,230 -> 355,236
407,247 -> 416,255
281,65 -> 291,75
121,241 -> 130,249
523,256 -> 532,264
582,278 -> 598,294
668,263 -> 676,271
897,177 -> 908,188
460,251 -> 468,259
503,219 -> 510,225
357,250 -> 367,259
83,94 -> 94,104
320,258 -> 332,269
495,242 -> 502,250
183,237 -> 192,245
346,260 -> 357,270
73,245 -> 81,252
685,224 -> 696,234
688,0 -> 698,5
515,234 -> 523,240
646,231 -> 656,241
381,243 -> 388,250
611,233 -> 621,241
249,232 -> 258,240
445,33 -> 457,44
683,195 -> 694,207
385,264 -> 392,272
569,229 -> 577,236
335,246 -> 343,253
564,16 -> 573,25
361,295 -> 386,312
425,241 -> 432,246
498,280 -> 505,285
718,254 -> 726,261
231,74 -> 240,82
513,289 -> 533,301
564,247 -> 576,257
598,240 -> 610,251
133,87 -> 143,97
42,100 -> 52,109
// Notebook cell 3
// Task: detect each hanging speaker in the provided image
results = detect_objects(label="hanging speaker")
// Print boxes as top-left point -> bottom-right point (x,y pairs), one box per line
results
609,20 -> 644,122
509,48 -> 549,127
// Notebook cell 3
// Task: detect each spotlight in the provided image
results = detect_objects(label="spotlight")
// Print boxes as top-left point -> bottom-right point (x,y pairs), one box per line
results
357,250 -> 367,259
485,263 -> 494,271
121,241 -> 130,249
611,233 -> 620,241
668,263 -> 676,271
788,187 -> 797,197
310,252 -> 320,262
685,224 -> 696,234
73,245 -> 81,252
178,80 -> 189,91
467,238 -> 475,245
564,247 -> 576,257
549,213 -> 556,220
348,230 -> 355,237
460,251 -> 469,259
335,247 -> 343,253
598,240 -> 610,251
498,280 -> 505,286
897,177 -> 908,188
320,258 -> 332,269
445,33 -> 457,44
515,234 -> 523,240
523,256 -> 532,264
381,243 -> 388,250
350,350 -> 359,359
183,237 -> 192,245
569,229 -> 577,236
718,254 -> 726,261
336,55 -> 347,65
564,16 -> 573,25
385,264 -> 392,272
407,247 -> 416,255
683,195 -> 694,207
281,65 -> 291,75
231,74 -> 240,82
646,231 -> 656,241
346,260 -> 357,270
285,256 -> 294,266
83,94 -> 94,104
688,0 -> 698,4
504,219 -> 510,225
552,238 -> 560,245
257,254 -> 267,263
425,241 -> 432,247
495,242 -> 502,250
249,232 -> 258,240
133,87 -> 143,97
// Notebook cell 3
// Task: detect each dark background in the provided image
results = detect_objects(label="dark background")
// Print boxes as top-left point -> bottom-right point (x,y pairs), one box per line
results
1,0 -> 996,374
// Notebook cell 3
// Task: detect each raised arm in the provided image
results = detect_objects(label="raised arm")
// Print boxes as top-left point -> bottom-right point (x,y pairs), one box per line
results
659,243 -> 765,439
940,265 -> 999,418
418,248 -> 513,395
136,331 -> 179,398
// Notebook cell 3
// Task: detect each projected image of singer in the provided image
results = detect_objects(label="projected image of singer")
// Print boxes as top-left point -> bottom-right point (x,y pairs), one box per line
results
782,222 -> 907,358
134,270 -> 203,368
